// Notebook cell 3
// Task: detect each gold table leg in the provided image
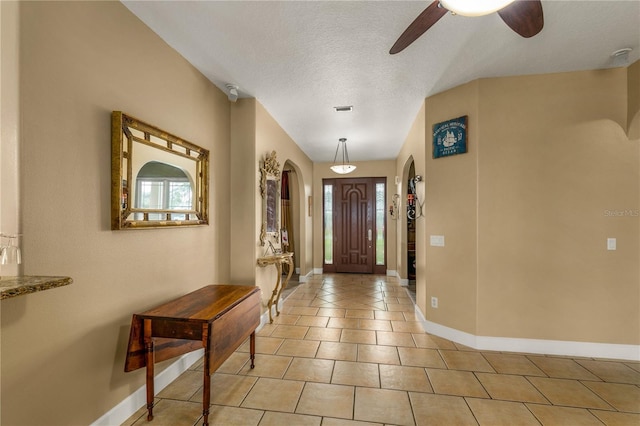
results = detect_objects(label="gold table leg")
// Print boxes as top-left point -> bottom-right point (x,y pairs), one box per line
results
274,256 -> 294,318
266,262 -> 283,323
259,253 -> 295,324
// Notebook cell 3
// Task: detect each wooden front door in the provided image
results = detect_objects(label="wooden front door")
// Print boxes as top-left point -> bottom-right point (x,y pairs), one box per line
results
334,178 -> 375,273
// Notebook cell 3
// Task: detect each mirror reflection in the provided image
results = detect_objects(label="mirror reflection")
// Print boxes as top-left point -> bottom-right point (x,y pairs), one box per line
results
260,151 -> 281,251
111,112 -> 209,229
134,161 -> 193,220
265,179 -> 278,232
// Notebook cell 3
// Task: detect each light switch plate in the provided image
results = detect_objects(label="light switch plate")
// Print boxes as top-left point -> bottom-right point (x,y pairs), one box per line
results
430,235 -> 445,247
607,238 -> 616,250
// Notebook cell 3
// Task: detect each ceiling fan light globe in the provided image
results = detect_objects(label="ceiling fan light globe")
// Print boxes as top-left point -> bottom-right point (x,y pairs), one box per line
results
330,164 -> 357,174
440,0 -> 516,16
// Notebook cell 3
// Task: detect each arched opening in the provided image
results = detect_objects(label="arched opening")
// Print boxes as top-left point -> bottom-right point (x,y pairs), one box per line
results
406,161 -> 417,284
282,161 -> 301,278
399,156 -> 419,287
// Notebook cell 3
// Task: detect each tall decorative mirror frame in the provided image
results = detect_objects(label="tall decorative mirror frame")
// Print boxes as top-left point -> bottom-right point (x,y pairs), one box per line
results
259,151 -> 281,251
111,112 -> 209,230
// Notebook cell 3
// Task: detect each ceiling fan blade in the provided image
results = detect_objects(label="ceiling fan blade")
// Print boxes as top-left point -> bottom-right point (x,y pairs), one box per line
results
390,1 -> 448,54
498,0 -> 544,38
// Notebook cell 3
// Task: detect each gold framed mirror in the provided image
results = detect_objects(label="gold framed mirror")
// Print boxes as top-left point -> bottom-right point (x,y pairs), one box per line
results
111,112 -> 209,230
259,151 -> 281,252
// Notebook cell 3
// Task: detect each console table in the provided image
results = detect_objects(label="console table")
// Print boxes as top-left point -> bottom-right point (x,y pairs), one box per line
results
257,252 -> 294,323
124,285 -> 261,426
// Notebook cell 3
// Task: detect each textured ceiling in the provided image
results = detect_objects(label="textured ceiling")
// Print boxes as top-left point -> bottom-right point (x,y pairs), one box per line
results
122,0 -> 640,162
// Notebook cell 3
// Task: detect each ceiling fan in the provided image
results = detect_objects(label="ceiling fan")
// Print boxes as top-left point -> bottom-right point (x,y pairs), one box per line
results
390,0 -> 544,54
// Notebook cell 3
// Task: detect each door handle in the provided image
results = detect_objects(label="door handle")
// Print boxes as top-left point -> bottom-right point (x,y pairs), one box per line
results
368,229 -> 372,241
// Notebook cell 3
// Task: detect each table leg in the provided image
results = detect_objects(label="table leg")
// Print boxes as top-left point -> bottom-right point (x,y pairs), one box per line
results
143,319 -> 154,421
266,262 -> 282,323
202,324 -> 211,426
275,257 -> 294,315
250,331 -> 256,369
273,262 -> 283,317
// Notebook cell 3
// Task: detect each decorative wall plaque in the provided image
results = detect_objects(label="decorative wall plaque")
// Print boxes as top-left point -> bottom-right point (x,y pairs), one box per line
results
433,115 -> 468,159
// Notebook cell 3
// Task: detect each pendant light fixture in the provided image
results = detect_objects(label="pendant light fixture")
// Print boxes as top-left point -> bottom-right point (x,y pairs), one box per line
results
330,138 -> 356,174
439,0 -> 515,16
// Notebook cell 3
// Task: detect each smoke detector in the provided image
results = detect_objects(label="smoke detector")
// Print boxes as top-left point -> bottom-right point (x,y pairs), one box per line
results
611,48 -> 632,67
226,84 -> 239,102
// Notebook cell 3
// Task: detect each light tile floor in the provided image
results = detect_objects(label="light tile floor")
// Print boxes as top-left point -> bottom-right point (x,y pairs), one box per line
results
123,274 -> 640,426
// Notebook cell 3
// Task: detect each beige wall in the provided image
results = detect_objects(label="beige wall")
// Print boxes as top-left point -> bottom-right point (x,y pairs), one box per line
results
0,1 -> 21,279
312,160 -> 398,273
255,101 -> 314,278
424,82 -> 480,334
0,3 -> 22,417
255,101 -> 314,302
1,2 -> 232,425
1,3 -> 315,423
476,68 -> 638,344
395,102 -> 426,312
2,3 -> 315,424
230,99 -> 258,285
628,60 -> 640,138
229,99 -> 314,305
401,66 -> 639,346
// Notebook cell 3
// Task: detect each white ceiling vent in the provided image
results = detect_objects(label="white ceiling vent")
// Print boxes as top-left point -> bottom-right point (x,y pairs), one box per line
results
333,106 -> 353,112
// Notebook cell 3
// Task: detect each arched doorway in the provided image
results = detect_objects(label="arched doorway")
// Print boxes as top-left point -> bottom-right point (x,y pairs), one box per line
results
281,161 -> 301,277
407,162 -> 417,283
399,156 -> 421,288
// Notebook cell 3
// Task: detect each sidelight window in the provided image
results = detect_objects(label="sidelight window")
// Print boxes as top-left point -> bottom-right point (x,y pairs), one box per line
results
375,182 -> 385,265
323,184 -> 333,264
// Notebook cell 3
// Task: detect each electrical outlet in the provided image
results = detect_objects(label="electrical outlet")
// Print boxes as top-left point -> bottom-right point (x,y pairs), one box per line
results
431,297 -> 438,308
607,238 -> 616,251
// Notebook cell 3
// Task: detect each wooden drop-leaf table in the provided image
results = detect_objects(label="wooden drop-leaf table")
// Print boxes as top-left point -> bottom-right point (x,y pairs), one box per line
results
124,285 -> 261,426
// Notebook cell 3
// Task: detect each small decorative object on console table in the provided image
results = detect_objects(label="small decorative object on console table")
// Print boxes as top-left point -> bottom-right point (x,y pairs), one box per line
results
124,285 -> 261,426
257,252 -> 294,323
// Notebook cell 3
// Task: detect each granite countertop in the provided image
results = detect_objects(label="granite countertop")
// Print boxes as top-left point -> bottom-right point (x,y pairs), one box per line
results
0,276 -> 73,300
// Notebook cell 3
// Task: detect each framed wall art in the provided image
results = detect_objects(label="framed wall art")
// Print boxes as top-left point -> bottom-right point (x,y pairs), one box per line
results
432,115 -> 468,159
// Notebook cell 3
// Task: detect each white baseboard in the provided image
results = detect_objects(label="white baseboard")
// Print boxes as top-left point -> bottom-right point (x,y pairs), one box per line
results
260,308 -> 271,329
299,270 -> 314,282
413,305 -> 640,361
91,348 -> 204,426
313,268 -> 323,275
475,335 -> 640,361
387,270 -> 409,286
